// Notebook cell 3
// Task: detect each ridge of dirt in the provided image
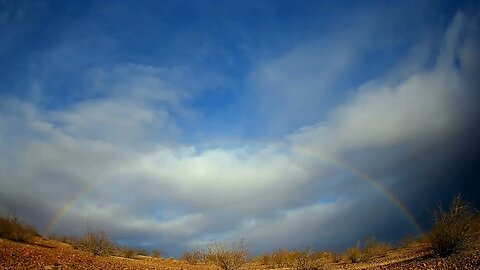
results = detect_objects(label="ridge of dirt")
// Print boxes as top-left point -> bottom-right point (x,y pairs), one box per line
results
0,237 -> 215,270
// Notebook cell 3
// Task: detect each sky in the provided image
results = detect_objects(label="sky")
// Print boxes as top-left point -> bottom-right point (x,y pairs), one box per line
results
0,0 -> 479,257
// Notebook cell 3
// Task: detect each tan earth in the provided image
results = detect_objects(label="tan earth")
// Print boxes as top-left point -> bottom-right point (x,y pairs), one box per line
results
1,237 -> 479,270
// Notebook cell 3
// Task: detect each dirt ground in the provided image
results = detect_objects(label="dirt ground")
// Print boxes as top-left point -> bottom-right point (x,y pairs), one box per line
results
1,237 -> 479,270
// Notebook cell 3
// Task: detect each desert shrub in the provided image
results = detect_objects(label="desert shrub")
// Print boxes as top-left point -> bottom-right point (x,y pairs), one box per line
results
101,242 -> 155,259
344,245 -> 362,263
293,249 -> 328,270
0,213 -> 38,242
259,249 -> 301,268
205,240 -> 249,270
151,249 -> 162,258
136,248 -> 149,256
426,195 -> 480,257
258,248 -> 328,270
400,235 -> 416,248
48,234 -> 82,246
362,237 -> 391,260
330,253 -> 343,263
117,246 -> 137,259
342,238 -> 391,263
183,248 -> 207,264
79,229 -> 116,256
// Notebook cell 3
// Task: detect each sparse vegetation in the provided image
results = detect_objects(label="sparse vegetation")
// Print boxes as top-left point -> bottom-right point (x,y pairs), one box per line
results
79,229 -> 116,256
151,249 -> 162,258
118,247 -> 137,259
183,240 -> 249,270
0,212 -> 38,243
400,234 -> 416,248
344,244 -> 362,263
257,248 -> 301,268
2,195 -> 480,269
292,249 -> 329,270
362,237 -> 392,260
183,248 -> 207,264
341,238 -> 391,263
257,248 -> 330,270
425,195 -> 480,257
205,240 -> 249,270
115,246 -> 153,259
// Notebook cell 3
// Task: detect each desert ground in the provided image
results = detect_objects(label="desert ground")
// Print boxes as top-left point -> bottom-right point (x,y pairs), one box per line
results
1,236 -> 479,270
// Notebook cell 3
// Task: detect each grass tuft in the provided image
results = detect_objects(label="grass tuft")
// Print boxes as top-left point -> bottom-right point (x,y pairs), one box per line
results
425,195 -> 480,257
0,213 -> 38,243
78,229 -> 116,256
183,240 -> 249,270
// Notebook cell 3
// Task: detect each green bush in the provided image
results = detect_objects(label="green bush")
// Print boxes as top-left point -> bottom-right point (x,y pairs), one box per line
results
426,195 -> 480,257
0,213 -> 38,242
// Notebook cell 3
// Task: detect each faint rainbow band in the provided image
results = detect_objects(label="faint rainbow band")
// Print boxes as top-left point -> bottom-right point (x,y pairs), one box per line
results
45,144 -> 423,236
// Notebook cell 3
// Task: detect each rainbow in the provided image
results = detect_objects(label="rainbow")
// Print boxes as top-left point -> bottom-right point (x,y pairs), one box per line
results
292,145 -> 423,235
45,179 -> 103,235
45,144 -> 423,236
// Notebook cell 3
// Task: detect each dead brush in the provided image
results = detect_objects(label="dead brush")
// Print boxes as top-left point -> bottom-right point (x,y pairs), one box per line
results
362,237 -> 391,260
183,249 -> 208,264
0,212 -> 38,243
293,249 -> 329,270
79,229 -> 116,256
205,240 -> 249,270
258,248 -> 329,270
425,195 -> 480,257
343,238 -> 391,263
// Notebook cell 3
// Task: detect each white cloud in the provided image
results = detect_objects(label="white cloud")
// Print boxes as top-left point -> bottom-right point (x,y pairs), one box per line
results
52,99 -> 179,147
291,11 -> 477,154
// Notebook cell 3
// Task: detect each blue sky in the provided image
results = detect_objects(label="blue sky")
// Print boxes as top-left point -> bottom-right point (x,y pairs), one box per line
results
1,0 -> 479,256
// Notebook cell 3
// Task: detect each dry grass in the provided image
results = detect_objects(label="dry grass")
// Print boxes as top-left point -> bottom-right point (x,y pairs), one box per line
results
205,240 -> 249,270
342,238 -> 392,263
257,249 -> 301,268
50,231 -> 162,259
151,249 -> 162,258
363,237 -> 392,260
118,247 -> 137,259
183,249 -> 208,264
400,235 -> 416,248
0,213 -> 38,243
344,245 -> 362,263
183,240 -> 249,270
424,195 -> 480,257
257,248 -> 330,270
78,229 -> 117,256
